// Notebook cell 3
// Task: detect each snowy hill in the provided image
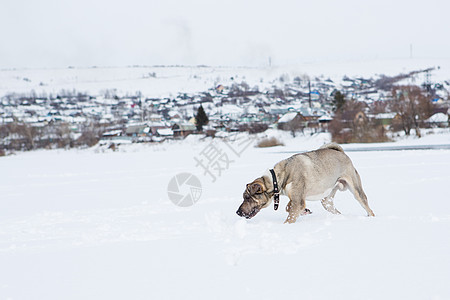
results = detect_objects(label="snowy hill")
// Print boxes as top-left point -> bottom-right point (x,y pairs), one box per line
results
1,58 -> 449,99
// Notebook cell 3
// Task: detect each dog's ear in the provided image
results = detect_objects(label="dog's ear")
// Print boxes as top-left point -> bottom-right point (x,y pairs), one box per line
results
249,183 -> 263,194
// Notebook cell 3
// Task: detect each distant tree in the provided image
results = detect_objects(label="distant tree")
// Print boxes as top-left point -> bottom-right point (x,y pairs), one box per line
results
371,100 -> 388,114
332,91 -> 346,112
238,123 -> 268,134
195,105 -> 209,131
390,85 -> 433,137
287,116 -> 305,137
76,122 -> 105,147
329,100 -> 388,143
293,76 -> 302,85
0,121 -> 39,151
55,123 -> 72,148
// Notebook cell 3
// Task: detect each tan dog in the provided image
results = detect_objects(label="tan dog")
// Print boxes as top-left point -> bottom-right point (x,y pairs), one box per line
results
236,143 -> 375,223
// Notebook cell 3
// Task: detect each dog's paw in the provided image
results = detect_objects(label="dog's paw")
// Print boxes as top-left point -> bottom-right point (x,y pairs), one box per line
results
284,215 -> 298,224
284,218 -> 296,224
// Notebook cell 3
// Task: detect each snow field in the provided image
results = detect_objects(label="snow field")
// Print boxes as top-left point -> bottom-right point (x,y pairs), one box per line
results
0,136 -> 450,299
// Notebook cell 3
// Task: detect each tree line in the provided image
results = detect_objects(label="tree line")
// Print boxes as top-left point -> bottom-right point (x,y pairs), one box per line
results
329,85 -> 438,143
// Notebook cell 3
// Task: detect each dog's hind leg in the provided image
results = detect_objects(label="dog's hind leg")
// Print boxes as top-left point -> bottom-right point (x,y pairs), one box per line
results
346,170 -> 375,217
321,180 -> 343,214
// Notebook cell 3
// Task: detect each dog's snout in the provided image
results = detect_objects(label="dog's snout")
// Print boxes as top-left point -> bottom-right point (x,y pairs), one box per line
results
236,209 -> 244,217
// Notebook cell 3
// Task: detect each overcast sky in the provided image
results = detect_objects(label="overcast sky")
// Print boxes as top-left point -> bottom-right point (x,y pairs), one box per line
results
1,0 -> 449,68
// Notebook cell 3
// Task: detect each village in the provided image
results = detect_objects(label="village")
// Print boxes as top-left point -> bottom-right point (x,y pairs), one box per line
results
0,67 -> 449,152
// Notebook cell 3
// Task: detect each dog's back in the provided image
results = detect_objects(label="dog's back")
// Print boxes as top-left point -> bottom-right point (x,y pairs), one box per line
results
320,143 -> 344,152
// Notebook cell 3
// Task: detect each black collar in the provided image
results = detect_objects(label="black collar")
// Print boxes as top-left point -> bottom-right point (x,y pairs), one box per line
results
269,169 -> 280,210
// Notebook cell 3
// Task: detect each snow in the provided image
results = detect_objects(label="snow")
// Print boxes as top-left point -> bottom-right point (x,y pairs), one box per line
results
427,112 -> 449,123
102,129 -> 122,136
277,112 -> 298,123
156,128 -> 173,136
1,131 -> 450,299
1,58 -> 449,99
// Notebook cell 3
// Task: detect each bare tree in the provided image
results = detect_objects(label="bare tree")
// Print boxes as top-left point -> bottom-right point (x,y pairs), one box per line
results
55,123 -> 72,148
329,100 -> 388,143
287,116 -> 305,137
0,122 -> 39,150
390,85 -> 433,137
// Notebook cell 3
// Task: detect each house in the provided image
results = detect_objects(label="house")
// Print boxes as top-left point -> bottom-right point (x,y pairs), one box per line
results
172,123 -> 196,138
215,84 -> 225,94
265,105 -> 293,116
101,130 -> 122,140
240,114 -> 259,123
372,112 -> 397,127
149,114 -> 163,122
318,114 -> 333,122
147,121 -> 167,135
277,112 -> 306,131
203,125 -> 217,137
168,110 -> 182,120
125,124 -> 150,137
318,114 -> 333,131
426,113 -> 449,127
156,128 -> 174,138
341,110 -> 368,127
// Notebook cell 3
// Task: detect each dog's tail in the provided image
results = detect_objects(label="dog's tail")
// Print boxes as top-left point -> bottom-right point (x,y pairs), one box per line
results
320,143 -> 344,152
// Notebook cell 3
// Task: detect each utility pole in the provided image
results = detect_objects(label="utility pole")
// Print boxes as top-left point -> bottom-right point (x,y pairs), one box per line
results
424,68 -> 432,97
308,80 -> 312,108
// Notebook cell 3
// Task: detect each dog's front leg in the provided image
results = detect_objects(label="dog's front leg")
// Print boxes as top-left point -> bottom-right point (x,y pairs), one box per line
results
284,195 -> 306,224
286,201 -> 311,215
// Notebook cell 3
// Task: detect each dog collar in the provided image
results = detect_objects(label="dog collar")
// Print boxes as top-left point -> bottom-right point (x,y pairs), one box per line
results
269,169 -> 280,210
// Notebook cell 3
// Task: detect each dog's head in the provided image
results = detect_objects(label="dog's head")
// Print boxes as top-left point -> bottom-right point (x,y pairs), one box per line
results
236,178 -> 272,219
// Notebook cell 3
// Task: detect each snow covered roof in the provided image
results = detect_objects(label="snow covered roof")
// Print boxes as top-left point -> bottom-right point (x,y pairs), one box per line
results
278,112 -> 298,123
147,121 -> 166,127
168,110 -> 181,117
157,128 -> 173,136
426,113 -> 449,123
173,123 -> 196,131
318,115 -> 333,121
149,114 -> 162,119
103,130 -> 122,136
125,124 -> 148,134
374,113 -> 397,119
220,104 -> 244,115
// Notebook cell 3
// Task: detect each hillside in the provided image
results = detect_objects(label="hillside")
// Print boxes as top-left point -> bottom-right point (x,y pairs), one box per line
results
1,58 -> 449,99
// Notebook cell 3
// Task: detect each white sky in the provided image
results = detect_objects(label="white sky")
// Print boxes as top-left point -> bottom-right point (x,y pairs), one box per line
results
1,0 -> 449,68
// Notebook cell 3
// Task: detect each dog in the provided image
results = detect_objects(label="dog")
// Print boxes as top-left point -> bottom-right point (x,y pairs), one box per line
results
236,143 -> 375,223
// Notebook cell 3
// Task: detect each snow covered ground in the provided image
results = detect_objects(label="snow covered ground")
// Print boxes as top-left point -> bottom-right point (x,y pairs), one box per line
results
1,131 -> 450,300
